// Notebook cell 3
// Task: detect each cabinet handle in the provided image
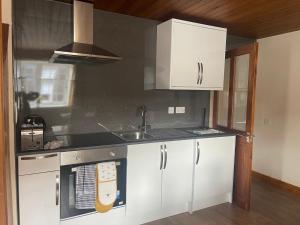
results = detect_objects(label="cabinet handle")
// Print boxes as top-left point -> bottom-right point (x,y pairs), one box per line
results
200,62 -> 204,85
160,145 -> 164,170
196,142 -> 200,165
163,144 -> 168,169
56,174 -> 60,206
197,62 -> 201,85
21,154 -> 58,161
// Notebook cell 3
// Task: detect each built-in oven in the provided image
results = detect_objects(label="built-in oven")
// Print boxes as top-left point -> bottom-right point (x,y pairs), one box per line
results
60,146 -> 127,220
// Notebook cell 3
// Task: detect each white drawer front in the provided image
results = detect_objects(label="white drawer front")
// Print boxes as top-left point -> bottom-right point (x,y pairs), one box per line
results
18,153 -> 60,175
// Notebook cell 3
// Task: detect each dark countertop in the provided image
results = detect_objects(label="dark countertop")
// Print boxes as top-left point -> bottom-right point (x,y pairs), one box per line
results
16,128 -> 236,156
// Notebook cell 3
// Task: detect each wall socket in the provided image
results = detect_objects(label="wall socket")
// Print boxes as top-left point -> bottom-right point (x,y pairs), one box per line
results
168,107 -> 175,114
176,107 -> 186,114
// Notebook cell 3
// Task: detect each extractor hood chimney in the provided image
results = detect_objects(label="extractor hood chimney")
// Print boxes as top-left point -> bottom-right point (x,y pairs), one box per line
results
50,0 -> 122,64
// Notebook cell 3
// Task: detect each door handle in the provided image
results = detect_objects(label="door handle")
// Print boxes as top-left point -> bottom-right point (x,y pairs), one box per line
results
160,145 -> 164,170
196,142 -> 200,165
197,62 -> 201,85
21,154 -> 58,161
56,174 -> 60,206
200,62 -> 204,85
163,144 -> 168,169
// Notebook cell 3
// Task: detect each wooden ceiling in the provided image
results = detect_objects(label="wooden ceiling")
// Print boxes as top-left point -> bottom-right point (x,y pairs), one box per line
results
86,0 -> 300,38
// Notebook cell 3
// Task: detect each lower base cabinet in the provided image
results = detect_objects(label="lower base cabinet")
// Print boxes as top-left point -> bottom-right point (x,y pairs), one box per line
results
18,136 -> 236,225
19,171 -> 60,225
161,140 -> 194,217
126,140 -> 194,225
126,142 -> 163,225
192,136 -> 236,211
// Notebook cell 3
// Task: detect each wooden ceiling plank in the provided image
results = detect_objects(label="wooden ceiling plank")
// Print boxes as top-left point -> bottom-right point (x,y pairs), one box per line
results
86,0 -> 300,38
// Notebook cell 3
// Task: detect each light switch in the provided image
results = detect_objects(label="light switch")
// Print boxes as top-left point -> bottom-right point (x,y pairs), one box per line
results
168,107 -> 175,114
176,107 -> 185,114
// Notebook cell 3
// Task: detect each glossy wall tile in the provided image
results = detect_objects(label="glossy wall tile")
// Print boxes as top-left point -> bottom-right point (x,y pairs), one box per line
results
14,0 -> 210,137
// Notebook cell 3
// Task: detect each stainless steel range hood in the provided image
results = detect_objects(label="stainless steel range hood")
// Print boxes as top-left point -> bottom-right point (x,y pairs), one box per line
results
50,0 -> 122,64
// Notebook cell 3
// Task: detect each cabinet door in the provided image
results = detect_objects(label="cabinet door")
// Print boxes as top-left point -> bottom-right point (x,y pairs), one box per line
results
161,140 -> 194,217
171,21 -> 226,90
126,143 -> 163,224
19,171 -> 60,225
199,28 -> 226,89
171,21 -> 204,88
193,136 -> 236,211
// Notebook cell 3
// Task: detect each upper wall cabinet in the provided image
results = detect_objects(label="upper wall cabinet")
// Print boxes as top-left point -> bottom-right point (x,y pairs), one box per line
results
156,19 -> 227,90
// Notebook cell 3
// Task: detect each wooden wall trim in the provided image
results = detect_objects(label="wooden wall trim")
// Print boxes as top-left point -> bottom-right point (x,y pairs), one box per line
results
252,171 -> 300,196
245,43 -> 258,134
2,24 -> 9,61
227,57 -> 235,128
212,92 -> 218,128
0,0 -> 8,223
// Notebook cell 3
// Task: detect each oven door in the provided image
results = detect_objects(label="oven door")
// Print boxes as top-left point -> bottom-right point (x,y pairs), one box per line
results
60,158 -> 127,220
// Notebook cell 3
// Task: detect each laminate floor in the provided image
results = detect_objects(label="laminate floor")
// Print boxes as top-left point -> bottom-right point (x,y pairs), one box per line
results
145,177 -> 300,225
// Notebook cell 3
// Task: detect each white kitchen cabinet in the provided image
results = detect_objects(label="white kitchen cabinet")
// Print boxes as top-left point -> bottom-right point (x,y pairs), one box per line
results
161,140 -> 194,217
127,140 -> 194,224
192,136 -> 236,211
156,19 -> 227,90
19,171 -> 60,225
126,142 -> 163,225
18,153 -> 60,225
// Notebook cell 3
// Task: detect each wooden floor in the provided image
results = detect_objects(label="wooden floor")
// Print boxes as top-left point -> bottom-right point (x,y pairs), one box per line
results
145,177 -> 300,225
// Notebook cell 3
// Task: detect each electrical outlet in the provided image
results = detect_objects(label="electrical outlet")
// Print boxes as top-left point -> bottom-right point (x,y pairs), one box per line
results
168,107 -> 175,114
176,107 -> 185,114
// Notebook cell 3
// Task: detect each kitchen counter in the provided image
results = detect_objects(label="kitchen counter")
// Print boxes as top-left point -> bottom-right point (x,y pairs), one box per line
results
16,128 -> 236,156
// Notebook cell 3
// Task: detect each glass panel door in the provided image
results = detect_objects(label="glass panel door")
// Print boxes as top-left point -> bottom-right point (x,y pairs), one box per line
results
214,43 -> 258,135
232,54 -> 250,131
217,58 -> 231,127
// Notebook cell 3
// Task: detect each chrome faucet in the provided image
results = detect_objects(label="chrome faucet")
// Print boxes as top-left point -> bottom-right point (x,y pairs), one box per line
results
137,105 -> 150,133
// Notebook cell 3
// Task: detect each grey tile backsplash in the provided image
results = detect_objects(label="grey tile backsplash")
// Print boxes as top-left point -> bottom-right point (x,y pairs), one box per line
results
14,0 -> 210,135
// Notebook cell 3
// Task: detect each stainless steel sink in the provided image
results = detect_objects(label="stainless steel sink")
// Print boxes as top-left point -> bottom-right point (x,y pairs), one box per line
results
115,131 -> 154,141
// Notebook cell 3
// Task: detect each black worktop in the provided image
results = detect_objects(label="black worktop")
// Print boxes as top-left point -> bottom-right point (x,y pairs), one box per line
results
16,128 -> 236,156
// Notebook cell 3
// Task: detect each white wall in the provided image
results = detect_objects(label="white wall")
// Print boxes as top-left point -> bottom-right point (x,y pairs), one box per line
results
253,30 -> 300,187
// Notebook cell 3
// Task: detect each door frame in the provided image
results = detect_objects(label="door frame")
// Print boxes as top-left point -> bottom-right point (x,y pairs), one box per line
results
213,42 -> 258,135
212,42 -> 259,210
0,0 -> 9,223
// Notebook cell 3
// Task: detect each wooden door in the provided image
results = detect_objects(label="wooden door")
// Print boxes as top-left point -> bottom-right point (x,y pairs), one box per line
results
161,140 -> 194,217
0,0 -> 8,223
213,43 -> 258,210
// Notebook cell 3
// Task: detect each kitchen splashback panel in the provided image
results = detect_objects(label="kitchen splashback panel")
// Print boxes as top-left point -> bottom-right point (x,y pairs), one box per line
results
14,0 -> 210,136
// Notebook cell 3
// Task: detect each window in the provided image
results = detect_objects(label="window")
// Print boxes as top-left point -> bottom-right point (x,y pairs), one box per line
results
16,60 -> 75,108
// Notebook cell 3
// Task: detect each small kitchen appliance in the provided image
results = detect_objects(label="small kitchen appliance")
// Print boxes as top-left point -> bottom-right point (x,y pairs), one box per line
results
21,115 -> 46,151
